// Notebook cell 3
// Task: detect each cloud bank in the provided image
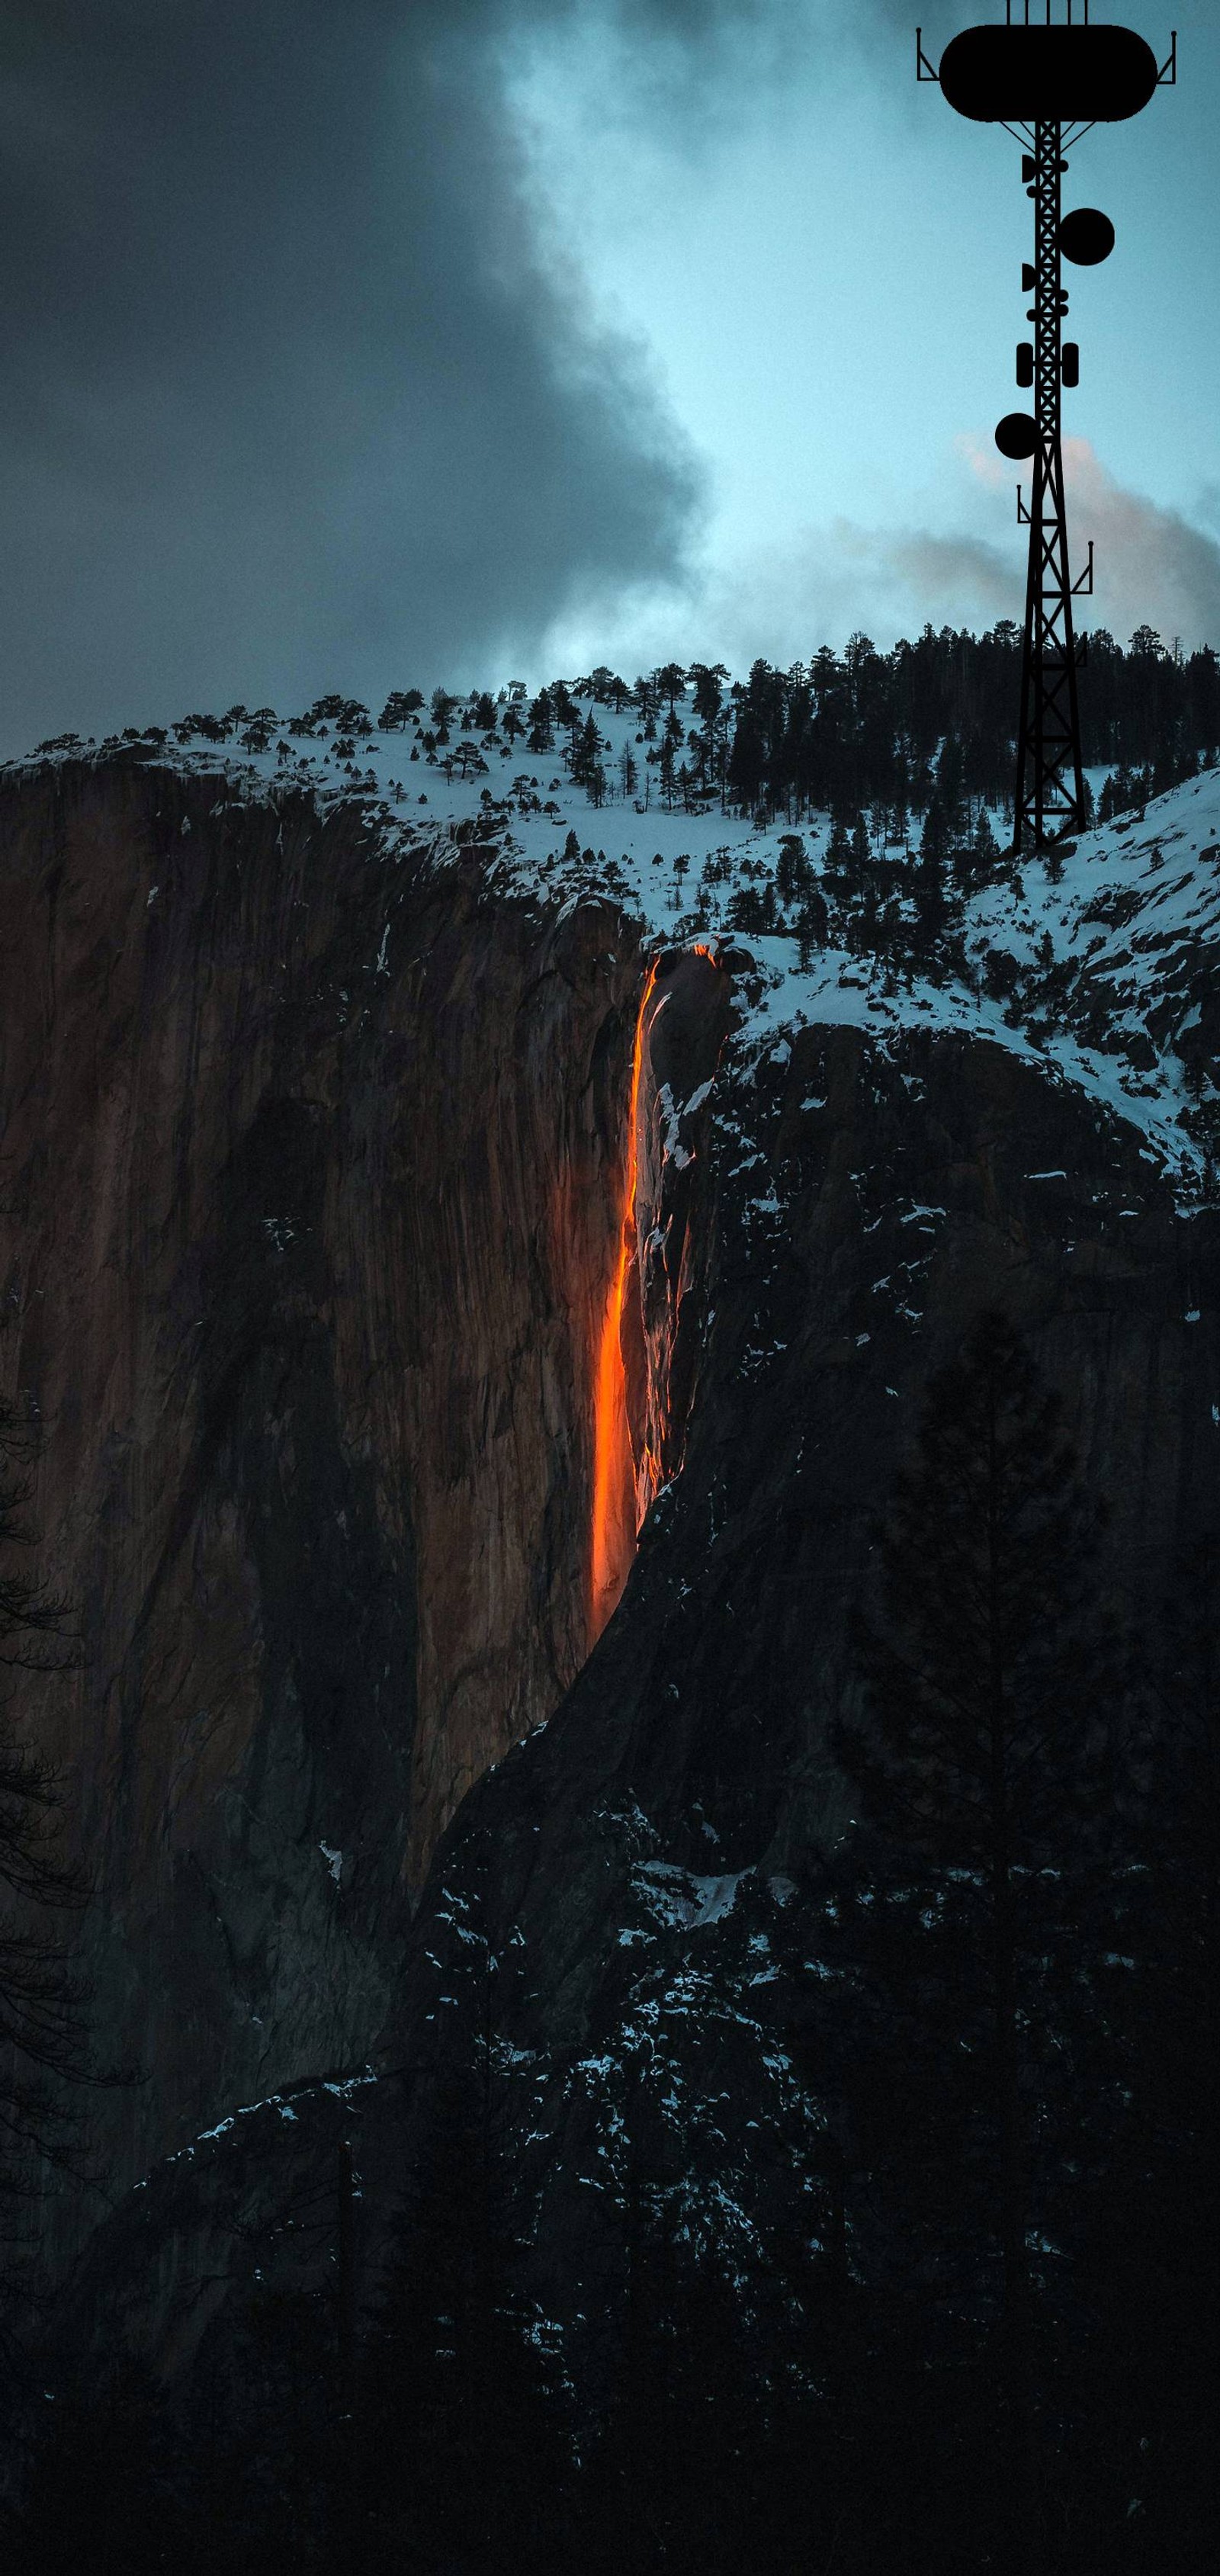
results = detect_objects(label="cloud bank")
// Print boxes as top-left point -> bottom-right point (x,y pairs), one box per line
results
0,4 -> 1199,748
0,0 -> 923,747
1061,441 -> 1220,650
643,440 -> 1220,677
0,2 -> 720,747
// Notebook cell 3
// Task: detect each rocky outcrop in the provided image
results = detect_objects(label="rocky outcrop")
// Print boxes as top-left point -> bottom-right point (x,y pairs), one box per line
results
35,973 -> 1220,2399
4,743 -> 1218,2418
0,755 -> 646,2252
624,944 -> 734,1521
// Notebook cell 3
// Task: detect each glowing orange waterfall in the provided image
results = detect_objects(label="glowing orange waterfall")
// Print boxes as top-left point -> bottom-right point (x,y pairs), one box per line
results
591,961 -> 658,1635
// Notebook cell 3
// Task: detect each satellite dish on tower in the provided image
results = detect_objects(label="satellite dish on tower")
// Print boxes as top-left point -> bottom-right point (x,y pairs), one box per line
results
995,412 -> 1039,459
1059,207 -> 1116,263
938,22 -> 1159,121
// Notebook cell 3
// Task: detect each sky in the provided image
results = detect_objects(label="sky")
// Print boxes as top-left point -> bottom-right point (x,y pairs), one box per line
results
0,0 -> 1215,753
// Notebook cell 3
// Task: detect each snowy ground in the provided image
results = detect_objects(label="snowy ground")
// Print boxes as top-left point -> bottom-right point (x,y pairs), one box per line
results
8,680 -> 1218,1205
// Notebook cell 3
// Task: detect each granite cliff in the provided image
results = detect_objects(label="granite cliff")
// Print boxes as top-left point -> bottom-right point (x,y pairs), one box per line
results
1,721 -> 1217,2463
0,753 -> 650,2268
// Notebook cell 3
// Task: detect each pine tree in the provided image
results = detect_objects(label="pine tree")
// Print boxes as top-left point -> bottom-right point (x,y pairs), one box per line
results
959,803 -> 1002,897
775,834 -> 811,907
936,734 -> 968,845
917,789 -> 949,869
572,711 -> 608,806
727,884 -> 766,937
653,662 -> 687,717
689,662 -> 727,729
821,814 -> 854,917
0,1399 -> 108,2232
634,675 -> 660,738
1080,1531 -> 1220,2560
912,793 -> 952,952
377,689 -> 424,731
581,2147 -> 763,2576
526,689 -> 554,754
18,2356 -> 196,2575
361,1914 -> 569,2573
796,885 -> 830,965
833,1312 -> 1126,2575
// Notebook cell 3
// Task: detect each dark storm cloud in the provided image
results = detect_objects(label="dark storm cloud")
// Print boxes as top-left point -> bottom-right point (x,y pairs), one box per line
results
0,2 -> 679,746
0,0 -> 917,749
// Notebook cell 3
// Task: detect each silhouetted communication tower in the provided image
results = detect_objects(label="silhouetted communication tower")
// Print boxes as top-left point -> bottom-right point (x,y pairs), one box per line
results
918,4 -> 1176,851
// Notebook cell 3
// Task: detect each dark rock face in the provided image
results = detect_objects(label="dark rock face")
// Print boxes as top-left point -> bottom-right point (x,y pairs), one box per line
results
405,1007 -> 1217,2026
623,943 -> 733,1522
0,757 -> 644,2264
30,920 -> 1219,2400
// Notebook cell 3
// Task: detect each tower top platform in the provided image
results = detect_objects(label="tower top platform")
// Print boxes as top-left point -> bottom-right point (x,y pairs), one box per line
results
939,23 -> 1159,121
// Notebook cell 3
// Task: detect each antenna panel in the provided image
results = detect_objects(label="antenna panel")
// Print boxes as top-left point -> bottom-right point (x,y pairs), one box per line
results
939,24 -> 1158,122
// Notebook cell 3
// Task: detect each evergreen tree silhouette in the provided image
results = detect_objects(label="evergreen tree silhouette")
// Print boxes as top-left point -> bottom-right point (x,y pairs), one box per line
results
936,733 -> 968,846
582,2149 -> 762,2576
376,689 -> 423,730
0,1399 -> 118,2253
959,802 -> 1002,898
361,1932 -> 569,2573
820,813 -> 854,927
913,793 -> 951,952
833,1312 -> 1125,2575
18,2358 -> 198,2575
653,662 -> 687,718
526,688 -> 554,754
1074,1530 -> 1220,2564
571,710 -> 607,805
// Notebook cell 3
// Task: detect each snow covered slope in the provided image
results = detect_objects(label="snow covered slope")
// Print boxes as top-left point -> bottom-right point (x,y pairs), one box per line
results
8,677 -> 1218,1201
